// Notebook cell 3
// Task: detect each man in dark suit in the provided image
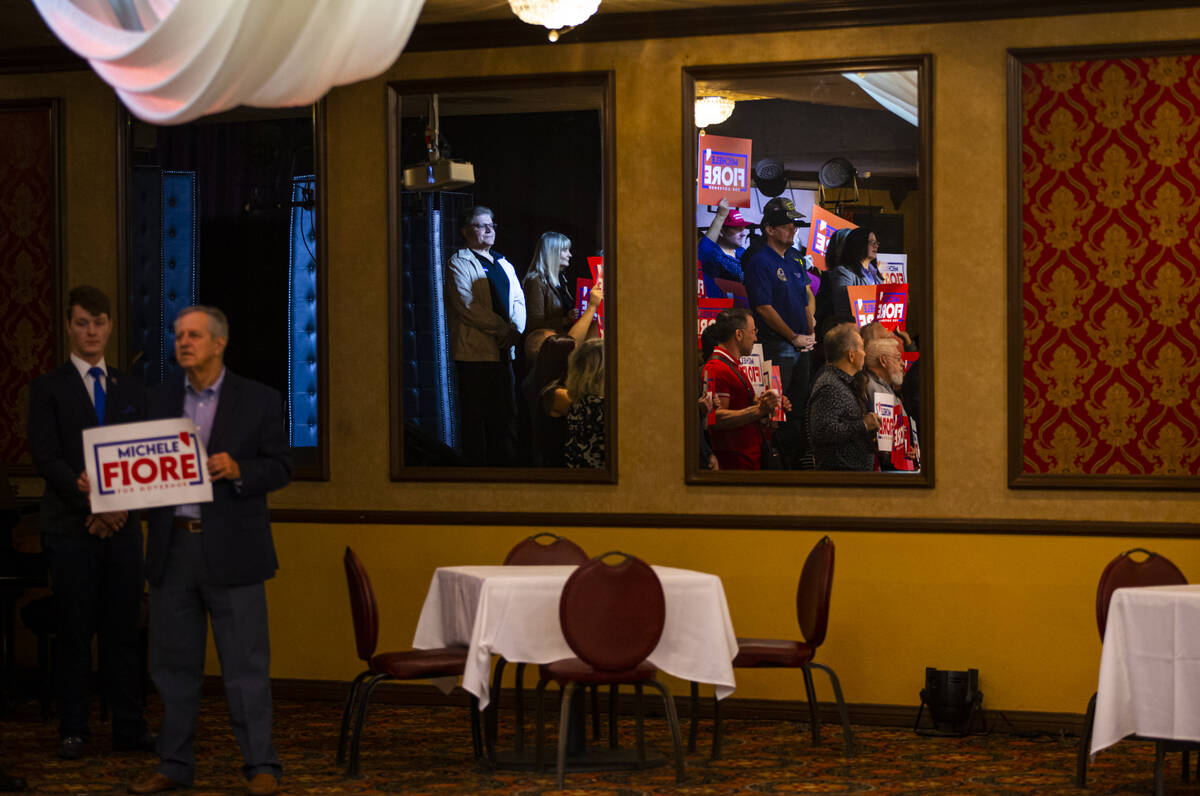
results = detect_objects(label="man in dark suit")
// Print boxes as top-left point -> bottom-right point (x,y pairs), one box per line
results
26,285 -> 152,759
128,306 -> 291,796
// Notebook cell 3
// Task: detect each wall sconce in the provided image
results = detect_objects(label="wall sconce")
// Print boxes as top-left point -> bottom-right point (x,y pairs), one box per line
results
508,0 -> 602,41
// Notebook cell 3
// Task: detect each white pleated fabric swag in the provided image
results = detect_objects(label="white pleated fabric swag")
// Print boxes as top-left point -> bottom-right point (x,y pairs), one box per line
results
33,0 -> 425,124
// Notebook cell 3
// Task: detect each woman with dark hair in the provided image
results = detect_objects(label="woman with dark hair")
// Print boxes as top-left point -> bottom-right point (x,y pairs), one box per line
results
815,226 -> 882,332
529,334 -> 576,466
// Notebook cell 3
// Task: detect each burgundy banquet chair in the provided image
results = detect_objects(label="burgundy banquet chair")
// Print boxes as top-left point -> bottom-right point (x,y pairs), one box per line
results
337,547 -> 482,776
488,533 -> 592,761
502,532 -> 588,566
692,534 -> 854,758
534,552 -> 685,787
1075,547 -> 1187,789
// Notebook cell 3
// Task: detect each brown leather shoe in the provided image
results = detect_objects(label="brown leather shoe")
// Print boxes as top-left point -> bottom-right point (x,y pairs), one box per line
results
127,772 -> 181,794
245,773 -> 278,795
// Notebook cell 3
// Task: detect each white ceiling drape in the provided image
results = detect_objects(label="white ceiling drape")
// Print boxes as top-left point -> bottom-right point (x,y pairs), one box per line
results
841,70 -> 919,126
32,0 -> 425,124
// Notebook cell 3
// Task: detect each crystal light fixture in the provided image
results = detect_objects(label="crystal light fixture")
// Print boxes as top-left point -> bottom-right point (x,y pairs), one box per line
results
508,0 -> 602,41
695,95 -> 736,128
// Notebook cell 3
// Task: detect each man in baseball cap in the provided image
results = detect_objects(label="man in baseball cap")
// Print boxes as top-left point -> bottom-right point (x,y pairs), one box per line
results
760,196 -> 806,226
741,196 -> 816,465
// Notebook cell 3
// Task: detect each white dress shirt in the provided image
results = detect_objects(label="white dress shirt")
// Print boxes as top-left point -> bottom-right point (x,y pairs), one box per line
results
70,352 -> 107,406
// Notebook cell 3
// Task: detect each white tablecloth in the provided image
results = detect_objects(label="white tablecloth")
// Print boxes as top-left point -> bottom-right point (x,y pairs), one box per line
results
1091,584 -> 1200,755
412,564 -> 739,710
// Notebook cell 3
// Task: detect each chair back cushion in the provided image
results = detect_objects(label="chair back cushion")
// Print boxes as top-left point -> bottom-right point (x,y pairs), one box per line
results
796,536 -> 835,649
1096,548 -> 1187,640
559,552 -> 664,671
343,546 -> 379,663
503,532 -> 589,565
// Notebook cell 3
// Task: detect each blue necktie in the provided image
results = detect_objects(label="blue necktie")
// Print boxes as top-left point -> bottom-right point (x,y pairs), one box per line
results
89,367 -> 106,425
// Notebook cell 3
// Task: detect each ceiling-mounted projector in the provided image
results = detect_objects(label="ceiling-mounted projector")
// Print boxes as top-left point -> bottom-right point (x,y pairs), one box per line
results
403,159 -> 475,192
403,93 -> 475,192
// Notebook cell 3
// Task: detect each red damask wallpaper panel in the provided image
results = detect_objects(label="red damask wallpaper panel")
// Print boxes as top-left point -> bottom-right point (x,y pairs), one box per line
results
0,101 -> 60,473
1014,48 -> 1200,486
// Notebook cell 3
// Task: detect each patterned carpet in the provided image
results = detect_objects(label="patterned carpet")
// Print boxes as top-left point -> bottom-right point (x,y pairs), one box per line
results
0,693 -> 1192,795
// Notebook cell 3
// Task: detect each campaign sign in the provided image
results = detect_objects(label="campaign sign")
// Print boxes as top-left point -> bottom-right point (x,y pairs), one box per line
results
769,365 -> 785,422
807,206 -> 857,271
876,252 -> 907,283
588,256 -> 604,286
705,375 -> 716,427
575,278 -> 605,336
697,135 -> 752,208
891,412 -> 917,471
874,283 -> 908,331
846,285 -> 876,326
873,393 -> 896,453
697,262 -> 706,298
739,353 -> 765,396
84,418 -> 211,513
697,297 -> 733,349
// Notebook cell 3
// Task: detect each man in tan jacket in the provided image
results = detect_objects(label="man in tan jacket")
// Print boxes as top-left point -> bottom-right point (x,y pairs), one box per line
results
445,205 -> 526,466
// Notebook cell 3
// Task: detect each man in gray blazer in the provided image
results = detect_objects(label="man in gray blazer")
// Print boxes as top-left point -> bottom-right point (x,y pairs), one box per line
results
127,306 -> 291,796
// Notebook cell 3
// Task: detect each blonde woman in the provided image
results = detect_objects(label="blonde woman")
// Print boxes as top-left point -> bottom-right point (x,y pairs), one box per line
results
563,338 -> 605,468
522,231 -> 574,334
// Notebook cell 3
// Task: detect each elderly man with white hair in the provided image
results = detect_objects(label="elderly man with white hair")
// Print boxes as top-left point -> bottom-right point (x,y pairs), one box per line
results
863,335 -> 919,470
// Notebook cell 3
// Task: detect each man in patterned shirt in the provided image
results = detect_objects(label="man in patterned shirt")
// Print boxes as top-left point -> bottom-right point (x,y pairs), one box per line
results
808,322 -> 881,470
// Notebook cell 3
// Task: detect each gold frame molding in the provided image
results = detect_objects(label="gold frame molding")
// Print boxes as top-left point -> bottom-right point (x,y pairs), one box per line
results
1006,40 -> 1200,490
386,72 -> 618,484
115,102 -> 331,481
682,55 -> 934,488
269,507 -> 1200,539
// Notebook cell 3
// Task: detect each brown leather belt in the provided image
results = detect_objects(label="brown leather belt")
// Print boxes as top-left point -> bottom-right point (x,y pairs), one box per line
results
172,517 -> 202,533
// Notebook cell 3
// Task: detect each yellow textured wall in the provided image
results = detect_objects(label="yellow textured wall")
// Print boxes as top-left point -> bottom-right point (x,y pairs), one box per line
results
5,8 -> 1200,716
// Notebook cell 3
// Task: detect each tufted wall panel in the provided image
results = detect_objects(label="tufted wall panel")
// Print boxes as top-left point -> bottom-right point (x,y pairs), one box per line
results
288,175 -> 319,448
160,171 -> 198,376
128,168 -> 196,385
129,166 -> 162,383
399,191 -> 472,453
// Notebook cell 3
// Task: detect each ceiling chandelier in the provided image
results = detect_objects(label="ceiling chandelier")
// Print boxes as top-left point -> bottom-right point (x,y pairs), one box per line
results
694,95 -> 736,129
508,0 -> 602,41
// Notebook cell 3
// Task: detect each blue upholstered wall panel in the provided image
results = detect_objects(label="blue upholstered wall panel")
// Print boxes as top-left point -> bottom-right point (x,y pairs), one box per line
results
400,192 -> 470,453
128,168 -> 196,385
129,167 -> 162,384
160,171 -> 197,377
288,175 -> 318,448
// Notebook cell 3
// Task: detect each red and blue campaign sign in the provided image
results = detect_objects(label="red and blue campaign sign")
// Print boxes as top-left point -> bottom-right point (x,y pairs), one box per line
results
575,278 -> 604,336
83,418 -> 213,512
697,297 -> 733,349
807,206 -> 857,271
846,285 -> 876,327
697,135 -> 752,208
874,283 -> 908,331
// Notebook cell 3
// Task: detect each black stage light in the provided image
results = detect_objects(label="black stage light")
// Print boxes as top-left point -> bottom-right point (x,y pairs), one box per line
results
914,667 -> 982,737
753,158 -> 788,198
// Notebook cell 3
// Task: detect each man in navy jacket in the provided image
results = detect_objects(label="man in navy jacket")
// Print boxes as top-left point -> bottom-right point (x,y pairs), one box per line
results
27,285 -> 151,759
128,306 -> 291,796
